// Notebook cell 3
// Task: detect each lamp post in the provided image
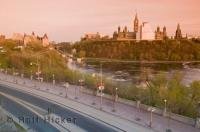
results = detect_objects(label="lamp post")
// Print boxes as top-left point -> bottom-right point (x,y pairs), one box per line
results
0,63 -> 2,73
0,63 -> 1,80
30,59 -> 41,82
30,58 -> 41,89
79,79 -> 84,91
30,70 -> 33,80
163,99 -> 167,117
194,102 -> 200,129
12,67 -> 15,83
72,69 -> 78,100
148,107 -> 155,128
92,73 -> 97,105
65,82 -> 69,98
112,87 -> 118,112
52,74 -> 55,85
4,68 -> 7,80
98,85 -> 104,110
0,63 -> 3,73
74,85 -> 78,99
98,63 -> 104,110
21,72 -> 24,78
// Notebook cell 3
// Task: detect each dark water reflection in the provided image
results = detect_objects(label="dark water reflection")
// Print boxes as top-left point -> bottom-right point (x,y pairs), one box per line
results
83,60 -> 200,85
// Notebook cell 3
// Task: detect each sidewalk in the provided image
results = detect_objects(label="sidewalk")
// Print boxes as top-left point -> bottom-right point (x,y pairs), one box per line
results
0,72 -> 199,132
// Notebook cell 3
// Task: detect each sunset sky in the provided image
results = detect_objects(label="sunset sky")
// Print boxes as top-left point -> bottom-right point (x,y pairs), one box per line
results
0,0 -> 199,42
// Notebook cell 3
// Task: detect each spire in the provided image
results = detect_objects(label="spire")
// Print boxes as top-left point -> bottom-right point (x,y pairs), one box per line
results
163,26 -> 166,31
134,11 -> 139,32
157,26 -> 160,32
163,26 -> 167,39
134,12 -> 138,22
177,23 -> 180,29
43,33 -> 48,39
124,26 -> 127,32
134,9 -> 138,20
175,23 -> 182,39
118,26 -> 121,33
32,31 -> 35,36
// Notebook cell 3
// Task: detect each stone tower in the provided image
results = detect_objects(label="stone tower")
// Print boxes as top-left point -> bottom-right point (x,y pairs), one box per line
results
134,13 -> 139,33
118,26 -> 121,33
175,23 -> 182,39
163,26 -> 167,39
42,33 -> 49,47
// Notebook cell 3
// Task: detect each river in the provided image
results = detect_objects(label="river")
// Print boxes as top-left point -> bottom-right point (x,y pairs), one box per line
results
68,58 -> 200,86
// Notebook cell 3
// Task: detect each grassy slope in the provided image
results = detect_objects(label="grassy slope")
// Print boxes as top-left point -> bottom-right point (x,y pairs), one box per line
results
0,39 -> 71,82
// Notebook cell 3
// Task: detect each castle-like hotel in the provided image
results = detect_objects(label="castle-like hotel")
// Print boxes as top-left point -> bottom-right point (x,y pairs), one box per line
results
12,32 -> 49,47
82,13 -> 183,41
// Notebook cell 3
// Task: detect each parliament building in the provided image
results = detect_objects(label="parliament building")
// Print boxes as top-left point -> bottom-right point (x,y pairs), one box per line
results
113,13 -> 141,40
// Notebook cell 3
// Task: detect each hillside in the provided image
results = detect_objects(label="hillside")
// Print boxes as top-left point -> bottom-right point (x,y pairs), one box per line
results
0,39 -> 72,82
73,39 -> 200,61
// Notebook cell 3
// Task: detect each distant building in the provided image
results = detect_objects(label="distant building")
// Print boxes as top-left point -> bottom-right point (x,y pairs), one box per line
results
12,32 -> 50,47
175,23 -> 182,39
155,26 -> 167,40
113,14 -> 138,40
24,32 -> 37,46
12,33 -> 24,41
140,22 -> 154,40
42,34 -> 49,47
81,32 -> 110,41
113,13 -> 154,41
0,35 -> 5,40
81,32 -> 101,41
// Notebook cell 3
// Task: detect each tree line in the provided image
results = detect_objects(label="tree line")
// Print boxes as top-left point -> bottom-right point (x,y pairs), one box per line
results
73,39 -> 200,61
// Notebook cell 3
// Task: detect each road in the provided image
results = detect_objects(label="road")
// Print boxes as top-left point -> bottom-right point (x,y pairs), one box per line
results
0,85 -> 120,132
1,95 -> 60,132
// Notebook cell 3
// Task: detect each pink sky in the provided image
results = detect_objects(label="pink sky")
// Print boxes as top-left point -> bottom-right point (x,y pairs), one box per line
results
0,0 -> 199,42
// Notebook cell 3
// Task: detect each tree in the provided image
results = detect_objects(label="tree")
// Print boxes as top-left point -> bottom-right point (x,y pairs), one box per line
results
78,50 -> 86,58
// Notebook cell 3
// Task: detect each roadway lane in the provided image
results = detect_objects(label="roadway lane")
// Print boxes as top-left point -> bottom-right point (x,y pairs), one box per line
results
0,84 -> 120,132
1,95 -> 60,132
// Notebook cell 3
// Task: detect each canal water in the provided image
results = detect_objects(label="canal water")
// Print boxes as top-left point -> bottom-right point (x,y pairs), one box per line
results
68,59 -> 200,86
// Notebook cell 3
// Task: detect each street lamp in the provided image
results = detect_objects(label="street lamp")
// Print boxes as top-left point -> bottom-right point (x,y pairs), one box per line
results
5,68 -> 7,74
21,72 -> 24,78
112,87 -> 118,112
98,84 -> 104,110
92,73 -> 97,105
64,82 -> 69,98
52,74 -> 55,85
98,63 -> 104,110
194,102 -> 200,129
4,68 -> 7,80
79,79 -> 84,91
12,67 -> 16,83
30,70 -> 33,80
30,60 -> 42,89
74,78 -> 84,100
0,63 -> 2,73
163,99 -> 167,117
30,61 -> 41,82
74,85 -> 78,99
148,107 -> 156,128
